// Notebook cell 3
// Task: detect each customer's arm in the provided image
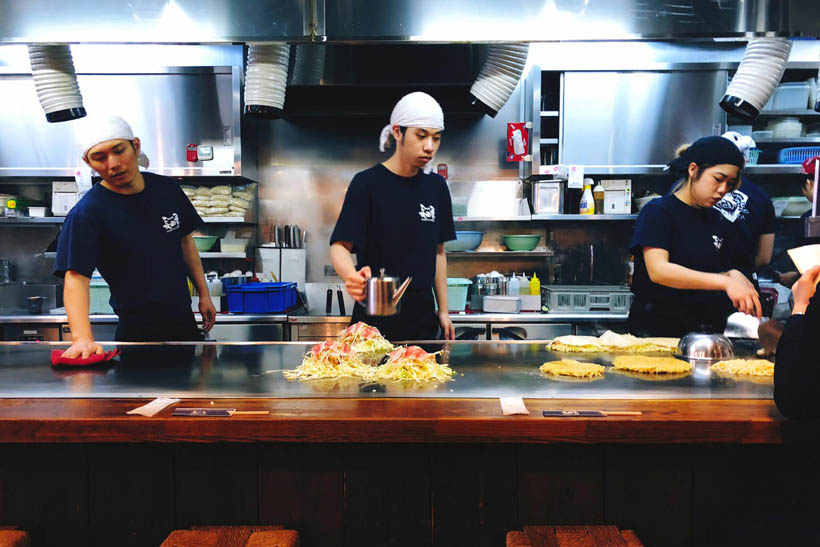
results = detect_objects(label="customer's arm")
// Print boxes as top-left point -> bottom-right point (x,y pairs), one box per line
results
62,270 -> 103,358
774,265 -> 820,419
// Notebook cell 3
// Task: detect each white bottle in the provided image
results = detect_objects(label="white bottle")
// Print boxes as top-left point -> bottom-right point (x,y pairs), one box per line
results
509,274 -> 520,297
579,179 -> 595,215
518,272 -> 529,295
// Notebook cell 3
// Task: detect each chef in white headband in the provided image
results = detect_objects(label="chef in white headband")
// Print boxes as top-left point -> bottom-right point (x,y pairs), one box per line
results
716,130 -> 776,285
329,92 -> 457,341
54,115 -> 215,359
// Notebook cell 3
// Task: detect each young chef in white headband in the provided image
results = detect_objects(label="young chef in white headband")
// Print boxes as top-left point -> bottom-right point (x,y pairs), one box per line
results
330,92 -> 457,341
53,115 -> 215,359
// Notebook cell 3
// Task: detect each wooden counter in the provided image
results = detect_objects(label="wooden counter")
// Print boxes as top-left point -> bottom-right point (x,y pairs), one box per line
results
0,397 -> 809,445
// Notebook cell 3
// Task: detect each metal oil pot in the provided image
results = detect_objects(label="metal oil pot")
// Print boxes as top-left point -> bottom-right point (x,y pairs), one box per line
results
361,268 -> 412,316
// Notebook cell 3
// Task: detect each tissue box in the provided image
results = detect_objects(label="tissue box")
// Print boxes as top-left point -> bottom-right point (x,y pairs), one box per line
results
602,179 -> 632,214
52,192 -> 79,216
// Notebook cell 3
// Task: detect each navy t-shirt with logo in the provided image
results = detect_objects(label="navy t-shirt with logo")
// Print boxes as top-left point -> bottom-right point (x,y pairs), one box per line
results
53,172 -> 203,319
630,194 -> 730,307
712,177 -> 776,276
330,164 -> 456,291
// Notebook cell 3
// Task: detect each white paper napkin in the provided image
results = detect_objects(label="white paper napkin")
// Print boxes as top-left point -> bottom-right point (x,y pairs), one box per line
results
126,397 -> 180,417
499,396 -> 530,415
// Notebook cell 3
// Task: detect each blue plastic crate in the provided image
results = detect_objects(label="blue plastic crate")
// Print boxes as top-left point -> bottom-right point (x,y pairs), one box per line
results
778,147 -> 820,165
226,282 -> 298,313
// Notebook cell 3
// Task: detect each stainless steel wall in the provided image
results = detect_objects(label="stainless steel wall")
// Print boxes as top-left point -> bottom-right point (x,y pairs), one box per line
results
250,90 -> 523,283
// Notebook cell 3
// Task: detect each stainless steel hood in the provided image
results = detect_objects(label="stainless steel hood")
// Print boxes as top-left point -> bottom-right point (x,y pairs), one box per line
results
0,0 -> 817,44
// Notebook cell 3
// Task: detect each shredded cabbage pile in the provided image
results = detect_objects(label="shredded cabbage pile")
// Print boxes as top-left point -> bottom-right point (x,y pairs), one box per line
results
371,346 -> 455,383
283,340 -> 375,381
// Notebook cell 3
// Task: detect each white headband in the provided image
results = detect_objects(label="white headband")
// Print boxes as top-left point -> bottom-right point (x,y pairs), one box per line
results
79,115 -> 135,158
378,92 -> 445,172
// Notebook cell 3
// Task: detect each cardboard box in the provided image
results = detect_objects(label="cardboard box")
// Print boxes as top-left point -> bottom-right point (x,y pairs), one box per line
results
602,179 -> 632,214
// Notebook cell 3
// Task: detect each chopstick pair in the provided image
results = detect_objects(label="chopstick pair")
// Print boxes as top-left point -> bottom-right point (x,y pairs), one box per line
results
542,410 -> 642,417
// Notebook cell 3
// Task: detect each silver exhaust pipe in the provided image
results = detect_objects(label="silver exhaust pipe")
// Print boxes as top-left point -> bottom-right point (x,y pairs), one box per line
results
720,37 -> 792,120
244,43 -> 291,119
470,44 -> 529,118
27,44 -> 86,123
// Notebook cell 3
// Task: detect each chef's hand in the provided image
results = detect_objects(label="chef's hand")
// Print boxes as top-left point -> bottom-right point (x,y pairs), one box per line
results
438,310 -> 455,341
199,295 -> 216,332
725,269 -> 761,318
791,265 -> 820,315
62,338 -> 104,359
344,266 -> 371,302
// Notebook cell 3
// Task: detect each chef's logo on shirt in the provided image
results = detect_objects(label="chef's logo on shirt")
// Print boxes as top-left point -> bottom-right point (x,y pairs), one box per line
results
162,213 -> 180,233
714,190 -> 749,223
419,204 -> 436,223
712,235 -> 723,251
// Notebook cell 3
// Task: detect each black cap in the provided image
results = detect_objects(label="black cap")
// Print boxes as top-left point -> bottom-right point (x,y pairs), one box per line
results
667,135 -> 746,174
719,95 -> 760,121
244,104 -> 282,120
45,107 -> 86,123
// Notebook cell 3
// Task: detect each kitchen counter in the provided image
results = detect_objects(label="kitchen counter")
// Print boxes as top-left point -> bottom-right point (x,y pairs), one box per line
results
0,313 -> 289,324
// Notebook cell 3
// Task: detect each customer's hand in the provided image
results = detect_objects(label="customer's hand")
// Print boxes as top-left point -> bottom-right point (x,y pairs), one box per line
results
438,310 -> 455,341
62,338 -> 103,359
724,270 -> 761,318
345,266 -> 371,302
791,265 -> 820,315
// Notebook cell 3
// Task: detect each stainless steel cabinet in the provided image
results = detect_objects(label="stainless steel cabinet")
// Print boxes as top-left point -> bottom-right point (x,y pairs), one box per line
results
60,323 -> 117,342
206,323 -> 284,341
2,324 -> 60,341
292,321 -> 348,342
489,323 -> 571,341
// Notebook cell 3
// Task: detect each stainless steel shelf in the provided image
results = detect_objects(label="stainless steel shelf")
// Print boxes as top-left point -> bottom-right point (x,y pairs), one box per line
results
446,251 -> 552,257
453,215 -> 532,222
539,138 -> 559,145
750,110 -> 820,117
202,217 -> 252,223
199,252 -> 246,258
540,111 -> 559,117
0,217 -> 64,225
532,214 -> 638,220
744,164 -> 804,174
755,137 -> 820,144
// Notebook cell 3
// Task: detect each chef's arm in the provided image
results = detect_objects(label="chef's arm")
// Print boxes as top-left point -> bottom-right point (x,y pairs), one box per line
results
62,270 -> 103,358
434,244 -> 455,340
643,247 -> 761,317
331,242 -> 369,302
754,233 -> 774,269
181,234 -> 215,331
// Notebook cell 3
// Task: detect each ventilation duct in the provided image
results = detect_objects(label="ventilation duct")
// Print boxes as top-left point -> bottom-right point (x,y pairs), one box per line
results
243,44 -> 291,119
720,37 -> 792,121
27,45 -> 86,123
290,44 -> 326,85
469,44 -> 529,117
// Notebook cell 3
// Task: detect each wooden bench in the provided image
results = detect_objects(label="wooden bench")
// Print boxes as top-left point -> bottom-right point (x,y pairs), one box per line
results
507,525 -> 644,547
0,526 -> 29,547
161,525 -> 299,547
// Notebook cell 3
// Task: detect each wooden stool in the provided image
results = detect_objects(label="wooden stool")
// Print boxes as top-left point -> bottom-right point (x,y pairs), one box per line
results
0,527 -> 30,547
161,525 -> 299,547
506,525 -> 644,547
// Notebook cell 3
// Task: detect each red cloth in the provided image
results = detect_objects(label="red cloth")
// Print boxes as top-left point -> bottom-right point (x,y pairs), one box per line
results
801,155 -> 820,176
50,348 -> 120,367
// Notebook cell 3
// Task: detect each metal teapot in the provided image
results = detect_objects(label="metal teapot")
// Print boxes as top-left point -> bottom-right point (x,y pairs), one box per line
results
360,268 -> 413,316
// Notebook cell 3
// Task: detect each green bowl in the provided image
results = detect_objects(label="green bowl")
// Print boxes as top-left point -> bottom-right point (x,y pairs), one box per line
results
193,235 -> 218,252
502,234 -> 541,252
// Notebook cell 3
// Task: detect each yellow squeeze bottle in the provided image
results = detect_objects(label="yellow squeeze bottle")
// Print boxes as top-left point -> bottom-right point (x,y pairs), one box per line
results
529,272 -> 540,295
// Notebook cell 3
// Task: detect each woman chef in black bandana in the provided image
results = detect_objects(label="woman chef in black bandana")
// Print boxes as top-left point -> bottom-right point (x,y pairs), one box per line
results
627,136 -> 761,337
329,92 -> 457,342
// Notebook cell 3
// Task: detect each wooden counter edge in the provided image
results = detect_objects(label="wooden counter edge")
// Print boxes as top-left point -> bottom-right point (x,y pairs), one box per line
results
0,397 -> 814,444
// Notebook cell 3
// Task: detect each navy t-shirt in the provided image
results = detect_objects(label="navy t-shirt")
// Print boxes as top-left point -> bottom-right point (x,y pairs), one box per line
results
712,177 -> 775,276
330,164 -> 456,291
53,172 -> 203,318
630,194 -> 730,307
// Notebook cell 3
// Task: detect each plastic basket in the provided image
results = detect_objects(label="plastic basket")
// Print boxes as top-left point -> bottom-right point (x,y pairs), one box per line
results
543,285 -> 633,313
226,282 -> 298,313
747,148 -> 760,166
778,147 -> 820,165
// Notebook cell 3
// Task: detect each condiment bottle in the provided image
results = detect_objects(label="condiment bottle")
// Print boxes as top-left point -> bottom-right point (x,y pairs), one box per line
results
579,179 -> 594,215
529,272 -> 541,295
509,273 -> 520,297
518,272 -> 529,295
593,183 -> 605,214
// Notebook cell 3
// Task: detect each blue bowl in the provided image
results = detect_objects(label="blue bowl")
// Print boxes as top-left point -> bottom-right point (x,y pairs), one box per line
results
445,231 -> 484,252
